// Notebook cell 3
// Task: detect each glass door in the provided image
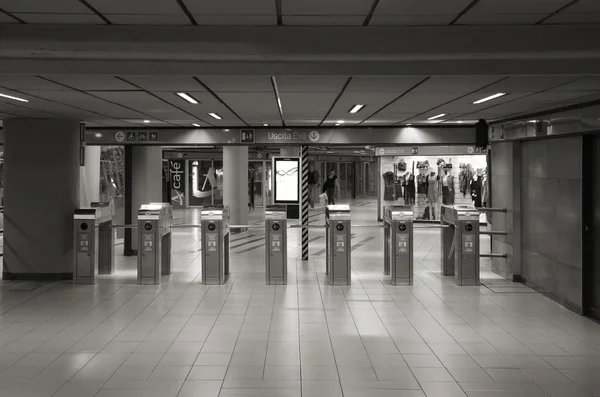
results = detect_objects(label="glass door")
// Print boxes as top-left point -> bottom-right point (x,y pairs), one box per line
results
339,162 -> 354,201
249,161 -> 264,207
189,160 -> 215,207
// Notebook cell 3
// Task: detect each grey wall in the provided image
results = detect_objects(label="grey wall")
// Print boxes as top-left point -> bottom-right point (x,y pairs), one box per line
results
3,119 -> 80,279
520,136 -> 582,312
490,141 -> 521,280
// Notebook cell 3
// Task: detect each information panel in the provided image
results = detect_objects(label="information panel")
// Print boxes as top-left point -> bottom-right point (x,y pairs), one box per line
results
273,157 -> 300,204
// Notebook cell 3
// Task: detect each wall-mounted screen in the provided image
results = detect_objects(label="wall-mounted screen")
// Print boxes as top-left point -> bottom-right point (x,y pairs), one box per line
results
273,157 -> 300,204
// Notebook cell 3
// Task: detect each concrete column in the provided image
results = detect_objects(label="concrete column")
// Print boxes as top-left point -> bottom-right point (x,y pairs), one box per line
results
3,119 -> 81,280
223,146 -> 249,229
79,145 -> 101,207
125,146 -> 162,254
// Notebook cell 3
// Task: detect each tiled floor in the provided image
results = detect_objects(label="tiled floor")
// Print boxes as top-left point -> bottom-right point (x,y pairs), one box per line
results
1,200 -> 600,397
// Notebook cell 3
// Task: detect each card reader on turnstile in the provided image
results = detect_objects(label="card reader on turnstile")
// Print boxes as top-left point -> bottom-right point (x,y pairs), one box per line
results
201,206 -> 230,285
325,205 -> 351,285
137,203 -> 172,285
73,202 -> 114,284
384,205 -> 414,286
265,206 -> 287,285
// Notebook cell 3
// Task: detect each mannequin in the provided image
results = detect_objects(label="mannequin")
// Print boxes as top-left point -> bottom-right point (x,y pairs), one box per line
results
442,169 -> 454,205
470,170 -> 483,208
403,171 -> 415,205
427,169 -> 440,220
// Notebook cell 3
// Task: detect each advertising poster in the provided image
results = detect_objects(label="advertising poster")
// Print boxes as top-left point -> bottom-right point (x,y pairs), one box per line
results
273,157 -> 300,204
169,159 -> 186,208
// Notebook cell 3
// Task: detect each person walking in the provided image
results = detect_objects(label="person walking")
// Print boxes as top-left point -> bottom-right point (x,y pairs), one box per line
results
322,169 -> 339,205
307,164 -> 320,209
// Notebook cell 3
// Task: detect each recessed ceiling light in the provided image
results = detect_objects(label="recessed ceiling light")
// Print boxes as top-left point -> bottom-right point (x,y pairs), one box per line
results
335,123 -> 340,126
528,120 -> 538,123
208,113 -> 222,120
473,93 -> 506,105
94,133 -> 103,138
263,123 -> 269,127
406,123 -> 412,126
353,151 -> 361,154
457,121 -> 464,124
349,104 -> 365,114
192,123 -> 201,127
143,120 -> 150,123
336,120 -> 345,124
0,92 -> 29,103
176,92 -> 199,104
427,114 -> 446,120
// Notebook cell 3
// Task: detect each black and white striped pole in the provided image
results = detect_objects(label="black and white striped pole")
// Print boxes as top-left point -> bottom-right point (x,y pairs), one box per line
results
301,145 -> 309,261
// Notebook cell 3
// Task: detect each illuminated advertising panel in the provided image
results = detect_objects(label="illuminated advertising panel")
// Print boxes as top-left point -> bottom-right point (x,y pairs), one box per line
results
273,157 -> 300,204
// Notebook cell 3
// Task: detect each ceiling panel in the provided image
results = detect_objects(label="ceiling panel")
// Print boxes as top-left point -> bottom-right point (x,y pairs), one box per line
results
470,0 -> 569,14
14,13 -> 103,24
185,0 -> 275,15
551,76 -> 600,91
45,75 -> 134,91
282,0 -> 372,16
375,0 -> 472,15
119,76 -> 204,92
0,0 -> 90,13
217,93 -> 279,119
0,76 -> 72,91
346,77 -> 426,93
545,13 -> 600,23
280,92 -> 338,119
276,76 -> 348,92
381,93 -> 461,112
564,0 -> 600,12
431,92 -> 533,114
89,91 -> 191,121
414,76 -> 503,94
19,90 -> 147,119
200,76 -> 273,92
458,13 -> 545,24
0,12 -> 18,23
151,91 -> 244,125
87,0 -> 183,15
325,92 -> 401,121
109,15 -> 191,25
484,76 -> 585,92
283,16 -> 364,25
370,14 -> 453,25
194,15 -> 276,25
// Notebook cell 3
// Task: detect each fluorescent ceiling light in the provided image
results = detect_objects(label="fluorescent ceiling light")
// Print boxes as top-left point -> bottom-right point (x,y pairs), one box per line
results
349,104 -> 365,114
192,123 -> 201,127
208,113 -> 222,120
263,123 -> 269,127
473,92 -> 506,105
176,92 -> 199,104
427,114 -> 446,120
528,120 -> 538,123
327,151 -> 334,154
406,123 -> 412,126
335,123 -> 340,126
336,120 -> 345,124
0,93 -> 29,102
143,120 -> 150,123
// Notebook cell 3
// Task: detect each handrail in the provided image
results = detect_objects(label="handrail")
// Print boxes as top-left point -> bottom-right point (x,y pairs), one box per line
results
480,253 -> 507,258
481,231 -> 507,236
477,208 -> 506,213
109,224 -> 138,229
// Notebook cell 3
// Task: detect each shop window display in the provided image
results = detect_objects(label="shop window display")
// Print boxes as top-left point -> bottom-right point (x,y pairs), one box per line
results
379,151 -> 487,221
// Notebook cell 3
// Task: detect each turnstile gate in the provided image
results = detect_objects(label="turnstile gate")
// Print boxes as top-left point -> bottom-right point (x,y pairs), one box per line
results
440,205 -> 480,286
384,205 -> 414,286
201,206 -> 230,285
440,205 -> 455,276
73,202 -> 114,284
325,205 -> 351,285
265,206 -> 287,285
137,203 -> 172,285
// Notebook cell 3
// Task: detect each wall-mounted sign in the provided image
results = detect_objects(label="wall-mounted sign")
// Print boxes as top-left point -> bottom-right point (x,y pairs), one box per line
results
149,132 -> 159,141
376,145 -> 487,156
240,129 -> 255,144
169,160 -> 185,209
272,157 -> 300,204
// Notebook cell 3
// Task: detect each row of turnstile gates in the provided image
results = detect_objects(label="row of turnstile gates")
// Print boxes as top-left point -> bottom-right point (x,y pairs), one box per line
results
73,202 -> 481,287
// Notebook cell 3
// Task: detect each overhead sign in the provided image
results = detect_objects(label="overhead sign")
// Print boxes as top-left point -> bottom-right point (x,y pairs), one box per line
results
375,146 -> 487,156
84,127 -> 475,146
240,129 -> 255,144
273,157 -> 300,204
169,160 -> 185,209
115,131 -> 126,142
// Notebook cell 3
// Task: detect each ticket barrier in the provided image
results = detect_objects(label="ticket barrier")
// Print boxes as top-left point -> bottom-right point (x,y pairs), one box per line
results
73,202 -> 115,284
265,206 -> 287,285
440,205 -> 480,286
325,205 -> 351,285
383,205 -> 414,286
137,203 -> 173,285
201,206 -> 230,285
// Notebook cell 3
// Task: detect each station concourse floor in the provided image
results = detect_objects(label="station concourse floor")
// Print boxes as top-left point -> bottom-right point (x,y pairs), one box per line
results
1,200 -> 600,397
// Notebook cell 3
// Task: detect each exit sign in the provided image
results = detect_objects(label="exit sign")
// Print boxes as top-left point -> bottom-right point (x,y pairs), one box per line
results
240,129 -> 255,144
